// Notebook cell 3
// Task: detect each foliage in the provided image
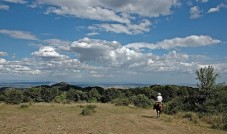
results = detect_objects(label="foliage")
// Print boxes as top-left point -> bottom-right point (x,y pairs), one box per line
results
19,103 -> 30,109
88,88 -> 101,102
164,97 -> 184,115
196,65 -> 219,91
23,88 -> 43,102
4,89 -> 24,104
101,88 -> 123,103
55,93 -> 66,103
40,87 -> 59,102
130,94 -> 152,108
80,105 -> 96,116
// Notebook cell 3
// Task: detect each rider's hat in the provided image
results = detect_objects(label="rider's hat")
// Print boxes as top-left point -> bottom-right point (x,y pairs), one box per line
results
158,93 -> 161,96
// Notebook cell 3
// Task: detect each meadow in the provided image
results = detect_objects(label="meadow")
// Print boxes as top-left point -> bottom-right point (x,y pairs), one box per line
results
0,102 -> 226,134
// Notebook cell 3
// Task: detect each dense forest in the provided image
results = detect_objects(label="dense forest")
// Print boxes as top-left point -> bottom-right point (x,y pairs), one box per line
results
0,66 -> 226,131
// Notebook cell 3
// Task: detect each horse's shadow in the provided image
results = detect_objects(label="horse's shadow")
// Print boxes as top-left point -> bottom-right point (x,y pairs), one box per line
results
141,115 -> 156,119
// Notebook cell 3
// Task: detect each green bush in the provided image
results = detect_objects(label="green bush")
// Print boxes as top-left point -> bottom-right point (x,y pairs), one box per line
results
164,97 -> 184,115
4,89 -> 24,104
55,93 -> 66,103
19,103 -> 30,109
101,88 -> 123,103
130,94 -> 152,108
41,87 -> 59,102
80,105 -> 96,116
88,88 -> 101,102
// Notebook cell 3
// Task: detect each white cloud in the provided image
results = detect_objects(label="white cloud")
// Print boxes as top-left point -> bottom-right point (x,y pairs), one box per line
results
190,6 -> 203,19
69,38 -> 143,67
208,3 -> 227,13
86,32 -> 100,36
196,0 -> 208,3
0,5 -> 9,10
34,0 -> 179,34
0,29 -> 38,40
91,19 -> 151,35
36,0 -> 178,21
0,52 -> 8,56
126,35 -> 221,50
0,37 -> 226,83
0,58 -> 7,63
36,0 -> 130,23
3,0 -> 27,4
101,0 -> 179,17
32,46 -> 66,59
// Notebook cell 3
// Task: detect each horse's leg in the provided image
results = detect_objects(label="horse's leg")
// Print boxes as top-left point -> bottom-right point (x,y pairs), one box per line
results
156,110 -> 159,118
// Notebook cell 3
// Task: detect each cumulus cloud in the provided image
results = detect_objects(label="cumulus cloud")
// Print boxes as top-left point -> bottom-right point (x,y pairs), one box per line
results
69,38 -> 143,67
190,6 -> 203,19
126,35 -> 221,50
0,37 -> 226,82
0,5 -> 9,10
0,29 -> 38,40
90,20 -> 151,35
208,3 -> 227,13
0,52 -> 8,56
32,46 -> 66,59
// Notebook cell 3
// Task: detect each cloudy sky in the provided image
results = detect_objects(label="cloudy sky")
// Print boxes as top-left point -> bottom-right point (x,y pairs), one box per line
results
0,0 -> 226,84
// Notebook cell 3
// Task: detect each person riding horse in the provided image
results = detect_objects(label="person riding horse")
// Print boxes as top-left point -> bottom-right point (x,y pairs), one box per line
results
153,93 -> 164,117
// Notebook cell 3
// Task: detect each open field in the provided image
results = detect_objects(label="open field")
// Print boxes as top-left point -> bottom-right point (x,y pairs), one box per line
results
0,103 -> 225,134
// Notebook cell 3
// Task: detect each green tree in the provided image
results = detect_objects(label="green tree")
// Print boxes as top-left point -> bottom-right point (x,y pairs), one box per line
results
23,88 -> 43,102
66,88 -> 88,102
194,65 -> 219,112
196,65 -> 219,91
88,88 -> 101,102
40,87 -> 59,102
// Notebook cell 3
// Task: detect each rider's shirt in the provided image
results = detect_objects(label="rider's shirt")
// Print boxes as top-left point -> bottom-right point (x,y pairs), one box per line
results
157,96 -> 163,103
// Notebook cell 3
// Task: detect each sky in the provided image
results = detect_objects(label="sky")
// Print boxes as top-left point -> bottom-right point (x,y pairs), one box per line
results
0,0 -> 227,85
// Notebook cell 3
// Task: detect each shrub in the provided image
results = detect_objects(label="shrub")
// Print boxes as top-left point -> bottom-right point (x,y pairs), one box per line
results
80,105 -> 96,116
4,89 -> 23,104
130,94 -> 152,108
164,97 -> 184,115
55,93 -> 66,103
101,88 -> 123,103
66,89 -> 88,102
41,87 -> 59,102
88,88 -> 101,101
19,104 -> 30,109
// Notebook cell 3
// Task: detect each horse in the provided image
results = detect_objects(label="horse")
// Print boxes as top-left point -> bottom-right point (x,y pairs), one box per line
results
153,102 -> 164,118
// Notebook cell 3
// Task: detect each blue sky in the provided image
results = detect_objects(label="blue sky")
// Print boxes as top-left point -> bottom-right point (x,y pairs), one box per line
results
0,0 -> 226,84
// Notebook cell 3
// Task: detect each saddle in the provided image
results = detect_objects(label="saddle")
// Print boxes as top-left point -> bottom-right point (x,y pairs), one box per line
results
153,102 -> 163,111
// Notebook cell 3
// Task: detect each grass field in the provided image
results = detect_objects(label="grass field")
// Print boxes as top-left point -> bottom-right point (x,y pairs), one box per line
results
0,103 -> 225,134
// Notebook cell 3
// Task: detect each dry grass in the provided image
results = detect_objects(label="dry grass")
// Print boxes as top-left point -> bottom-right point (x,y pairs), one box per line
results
0,102 -> 226,134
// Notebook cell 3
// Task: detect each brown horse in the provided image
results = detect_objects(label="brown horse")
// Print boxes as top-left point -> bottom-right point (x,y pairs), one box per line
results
154,102 -> 164,118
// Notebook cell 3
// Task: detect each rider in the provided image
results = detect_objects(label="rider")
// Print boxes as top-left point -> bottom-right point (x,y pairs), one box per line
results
156,93 -> 163,103
153,93 -> 163,109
